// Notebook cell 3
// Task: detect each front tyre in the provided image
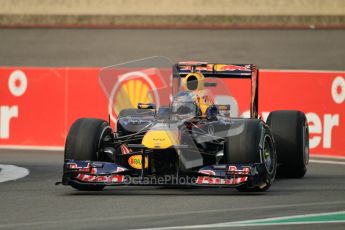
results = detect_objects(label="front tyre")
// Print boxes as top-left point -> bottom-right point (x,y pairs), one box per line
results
224,119 -> 277,192
64,118 -> 111,191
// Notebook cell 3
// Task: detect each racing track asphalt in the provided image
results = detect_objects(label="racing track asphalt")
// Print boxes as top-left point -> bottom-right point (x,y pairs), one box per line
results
0,29 -> 345,229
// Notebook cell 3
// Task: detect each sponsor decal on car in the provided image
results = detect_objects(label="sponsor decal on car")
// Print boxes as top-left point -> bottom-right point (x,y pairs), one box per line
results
228,166 -> 251,175
76,174 -> 124,183
198,169 -> 216,175
67,162 -> 91,172
227,166 -> 251,183
214,64 -> 251,72
196,166 -> 250,185
196,176 -> 248,185
128,155 -> 148,169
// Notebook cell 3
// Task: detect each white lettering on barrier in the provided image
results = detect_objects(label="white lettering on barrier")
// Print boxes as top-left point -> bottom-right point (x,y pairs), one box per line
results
0,70 -> 27,139
241,110 -> 339,150
8,70 -> 27,97
307,112 -> 322,149
323,114 -> 339,148
331,76 -> 345,104
0,106 -> 18,139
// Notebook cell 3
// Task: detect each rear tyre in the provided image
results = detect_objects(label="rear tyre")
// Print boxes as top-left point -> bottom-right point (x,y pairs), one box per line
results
65,118 -> 111,191
267,110 -> 309,178
224,119 -> 277,192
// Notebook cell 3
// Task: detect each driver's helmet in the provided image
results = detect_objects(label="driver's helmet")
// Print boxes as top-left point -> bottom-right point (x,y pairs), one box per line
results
182,72 -> 205,91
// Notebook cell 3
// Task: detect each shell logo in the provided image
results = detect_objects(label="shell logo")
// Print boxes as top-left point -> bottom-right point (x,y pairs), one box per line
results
128,155 -> 148,169
108,71 -> 160,123
113,79 -> 154,116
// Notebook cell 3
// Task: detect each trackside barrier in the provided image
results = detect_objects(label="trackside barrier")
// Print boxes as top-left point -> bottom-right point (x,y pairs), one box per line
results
0,67 -> 344,156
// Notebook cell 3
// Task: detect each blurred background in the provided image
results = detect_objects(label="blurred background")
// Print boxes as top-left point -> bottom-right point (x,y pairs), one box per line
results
0,0 -> 345,67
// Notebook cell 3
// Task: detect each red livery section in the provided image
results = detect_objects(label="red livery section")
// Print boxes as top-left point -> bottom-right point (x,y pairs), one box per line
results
196,176 -> 248,185
0,67 -> 344,157
76,174 -> 124,183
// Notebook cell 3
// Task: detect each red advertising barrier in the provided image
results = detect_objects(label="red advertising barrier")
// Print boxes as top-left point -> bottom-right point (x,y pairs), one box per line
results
0,67 -> 344,156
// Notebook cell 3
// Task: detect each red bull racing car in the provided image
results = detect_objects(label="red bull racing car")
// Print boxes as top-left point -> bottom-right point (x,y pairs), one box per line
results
60,58 -> 309,192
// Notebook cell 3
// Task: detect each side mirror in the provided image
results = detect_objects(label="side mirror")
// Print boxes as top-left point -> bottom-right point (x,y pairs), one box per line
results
215,104 -> 230,111
138,103 -> 156,110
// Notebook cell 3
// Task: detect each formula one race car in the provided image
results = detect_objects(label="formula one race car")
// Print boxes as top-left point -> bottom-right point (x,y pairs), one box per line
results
61,57 -> 309,192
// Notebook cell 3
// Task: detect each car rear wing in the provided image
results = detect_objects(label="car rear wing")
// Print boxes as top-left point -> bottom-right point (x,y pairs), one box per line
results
173,62 -> 259,118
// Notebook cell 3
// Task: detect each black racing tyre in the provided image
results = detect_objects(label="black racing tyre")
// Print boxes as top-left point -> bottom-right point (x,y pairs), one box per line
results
224,119 -> 277,192
65,118 -> 111,191
267,110 -> 309,178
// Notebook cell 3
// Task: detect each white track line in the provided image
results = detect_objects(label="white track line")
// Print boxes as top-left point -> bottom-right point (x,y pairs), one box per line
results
309,159 -> 345,165
135,211 -> 345,229
139,220 -> 345,229
0,164 -> 29,183
231,210 -> 345,223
